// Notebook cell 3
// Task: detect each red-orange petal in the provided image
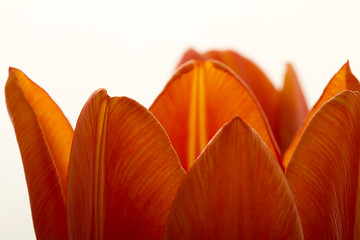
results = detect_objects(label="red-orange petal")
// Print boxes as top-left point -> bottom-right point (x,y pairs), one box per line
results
283,62 -> 360,166
277,64 -> 308,152
150,60 -> 280,171
177,48 -> 204,67
178,49 -> 279,135
67,89 -> 186,239
5,68 -> 72,240
286,91 -> 360,239
164,117 -> 303,239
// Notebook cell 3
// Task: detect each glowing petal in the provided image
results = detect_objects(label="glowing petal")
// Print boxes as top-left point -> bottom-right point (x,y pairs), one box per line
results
283,62 -> 360,166
277,64 -> 308,152
164,117 -> 303,239
150,60 -> 280,171
5,68 -> 72,240
178,49 -> 279,136
67,89 -> 186,239
177,48 -> 204,66
286,91 -> 360,239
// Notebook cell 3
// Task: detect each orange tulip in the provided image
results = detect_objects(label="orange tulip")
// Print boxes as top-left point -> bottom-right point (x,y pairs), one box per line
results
5,50 -> 360,239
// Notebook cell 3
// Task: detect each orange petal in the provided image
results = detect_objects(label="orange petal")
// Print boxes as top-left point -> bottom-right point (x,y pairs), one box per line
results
178,49 -> 279,135
277,64 -> 308,152
5,68 -> 72,240
164,117 -> 303,239
150,60 -> 280,171
67,90 -> 186,239
283,62 -> 360,166
177,48 -> 204,67
285,90 -> 360,239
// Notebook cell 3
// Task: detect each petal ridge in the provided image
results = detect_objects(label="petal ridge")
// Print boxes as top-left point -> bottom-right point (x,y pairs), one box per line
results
286,90 -> 360,239
150,60 -> 281,171
164,117 -> 303,239
67,90 -> 186,239
5,68 -> 70,240
283,62 -> 360,166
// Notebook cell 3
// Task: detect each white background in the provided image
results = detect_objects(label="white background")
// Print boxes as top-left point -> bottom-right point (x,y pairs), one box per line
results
1,0 -> 360,238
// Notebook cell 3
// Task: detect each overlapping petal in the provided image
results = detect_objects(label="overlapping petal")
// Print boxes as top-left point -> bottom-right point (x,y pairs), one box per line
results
6,54 -> 360,240
277,64 -> 308,152
283,62 -> 360,166
286,90 -> 360,239
5,68 -> 72,240
67,89 -> 186,239
178,49 -> 279,132
150,60 -> 280,171
164,117 -> 303,239
178,49 -> 308,154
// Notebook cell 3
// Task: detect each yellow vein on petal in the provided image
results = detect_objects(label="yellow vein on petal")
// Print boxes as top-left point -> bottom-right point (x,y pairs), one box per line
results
94,98 -> 108,240
198,63 -> 207,152
188,65 -> 198,168
188,62 -> 208,169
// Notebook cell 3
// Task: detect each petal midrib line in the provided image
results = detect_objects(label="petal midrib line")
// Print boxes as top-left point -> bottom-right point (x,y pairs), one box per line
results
188,63 -> 207,168
93,98 -> 108,240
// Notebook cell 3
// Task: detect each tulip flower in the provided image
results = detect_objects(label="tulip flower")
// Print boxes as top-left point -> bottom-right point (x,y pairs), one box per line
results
5,50 -> 360,239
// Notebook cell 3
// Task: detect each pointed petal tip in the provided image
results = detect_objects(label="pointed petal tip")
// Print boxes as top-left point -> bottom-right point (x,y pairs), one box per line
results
8,67 -> 25,76
285,62 -> 299,76
283,60 -> 360,167
228,115 -> 243,125
340,61 -> 351,72
286,90 -> 360,239
7,67 -> 27,79
164,111 -> 302,239
8,66 -> 16,74
339,61 -> 355,77
6,67 -> 21,87
151,60 -> 280,170
177,49 -> 202,68
286,62 -> 294,71
184,48 -> 198,54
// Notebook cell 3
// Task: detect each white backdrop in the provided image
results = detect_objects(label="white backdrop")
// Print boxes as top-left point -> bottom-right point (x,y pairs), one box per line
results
1,0 -> 360,238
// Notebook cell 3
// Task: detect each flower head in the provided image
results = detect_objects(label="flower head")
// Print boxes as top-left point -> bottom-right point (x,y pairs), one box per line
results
6,50 -> 360,239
